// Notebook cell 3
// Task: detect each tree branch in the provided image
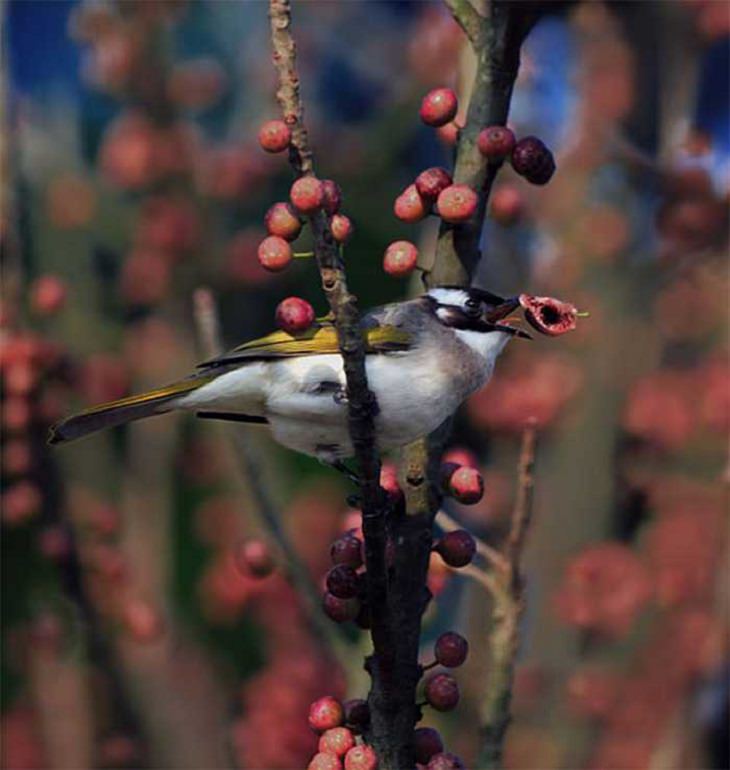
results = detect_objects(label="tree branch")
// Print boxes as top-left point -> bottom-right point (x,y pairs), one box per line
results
443,0 -> 485,47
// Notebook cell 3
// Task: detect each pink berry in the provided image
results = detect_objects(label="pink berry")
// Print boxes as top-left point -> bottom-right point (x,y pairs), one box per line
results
435,530 -> 476,568
344,699 -> 370,732
323,592 -> 361,623
477,125 -> 516,161
330,532 -> 363,569
434,632 -> 469,668
275,296 -> 315,333
258,120 -> 291,153
319,727 -> 356,757
394,184 -> 429,223
264,202 -> 302,241
448,466 -> 484,505
510,136 -> 555,185
309,752 -> 343,770
436,122 -> 459,146
344,744 -> 378,770
234,538 -> 275,578
331,214 -> 354,243
420,88 -> 458,127
321,180 -> 342,215
379,463 -> 403,502
383,241 -> 418,277
490,183 -> 524,226
436,184 -> 478,224
427,752 -> 466,770
308,696 -> 345,733
424,673 -> 459,711
257,235 -> 292,272
415,167 -> 453,201
326,564 -> 359,599
30,275 -> 67,316
442,447 -> 479,469
413,727 -> 444,765
290,176 -> 324,214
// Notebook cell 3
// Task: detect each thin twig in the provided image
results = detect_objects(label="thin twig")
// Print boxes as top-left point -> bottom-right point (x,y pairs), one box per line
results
436,509 -> 508,572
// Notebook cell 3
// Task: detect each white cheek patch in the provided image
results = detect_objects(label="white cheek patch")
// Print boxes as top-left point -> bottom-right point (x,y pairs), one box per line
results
429,288 -> 470,307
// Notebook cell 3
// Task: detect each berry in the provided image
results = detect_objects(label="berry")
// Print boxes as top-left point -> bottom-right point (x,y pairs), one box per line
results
379,463 -> 403,502
477,125 -> 516,161
344,699 -> 370,732
275,297 -> 315,334
394,184 -> 429,223
330,533 -> 363,569
258,119 -> 291,153
258,235 -> 292,272
424,673 -> 460,711
448,466 -> 484,505
420,88 -> 458,127
309,752 -> 342,770
290,176 -> 324,214
427,752 -> 466,770
331,214 -> 354,243
321,180 -> 342,215
319,727 -> 356,757
264,202 -> 302,241
442,447 -> 479,469
344,744 -> 378,770
413,727 -> 444,765
326,565 -> 359,599
436,121 -> 459,146
323,592 -> 360,623
518,293 -> 578,336
415,167 -> 453,201
308,696 -> 345,733
30,275 -> 67,316
383,241 -> 418,277
235,538 -> 275,578
436,184 -> 478,224
436,530 -> 476,568
490,183 -> 524,226
122,599 -> 164,643
510,136 -> 555,185
434,632 -> 469,668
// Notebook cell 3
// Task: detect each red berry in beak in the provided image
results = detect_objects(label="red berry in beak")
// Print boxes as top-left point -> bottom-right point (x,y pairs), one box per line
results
518,294 -> 578,336
436,184 -> 478,224
275,296 -> 315,333
258,119 -> 291,153
420,88 -> 458,127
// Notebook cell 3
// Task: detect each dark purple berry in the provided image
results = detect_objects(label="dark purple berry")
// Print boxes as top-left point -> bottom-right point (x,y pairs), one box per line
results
326,565 -> 359,599
435,530 -> 476,568
323,592 -> 360,623
330,532 -> 363,569
510,136 -> 555,185
344,698 -> 370,732
413,727 -> 444,765
434,632 -> 469,668
427,752 -> 466,770
424,673 -> 459,711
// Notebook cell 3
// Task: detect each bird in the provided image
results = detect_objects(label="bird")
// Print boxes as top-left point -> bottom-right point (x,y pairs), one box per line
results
49,286 -> 529,464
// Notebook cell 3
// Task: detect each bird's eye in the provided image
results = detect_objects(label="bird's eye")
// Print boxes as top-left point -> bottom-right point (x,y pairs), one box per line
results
464,299 -> 481,317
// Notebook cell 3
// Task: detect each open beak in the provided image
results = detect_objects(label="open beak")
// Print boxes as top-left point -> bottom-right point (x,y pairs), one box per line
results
484,296 -> 532,339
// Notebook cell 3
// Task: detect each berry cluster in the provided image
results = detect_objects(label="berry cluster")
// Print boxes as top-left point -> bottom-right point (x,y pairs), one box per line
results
307,696 -> 377,770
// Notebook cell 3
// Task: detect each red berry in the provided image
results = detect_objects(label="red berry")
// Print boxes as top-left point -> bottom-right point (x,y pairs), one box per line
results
331,214 -> 353,243
448,466 -> 484,505
344,745 -> 378,770
30,275 -> 67,316
415,167 -> 453,201
321,180 -> 342,215
434,631 -> 469,668
290,176 -> 324,214
518,293 -> 578,336
344,699 -> 370,732
122,599 -> 164,643
264,202 -> 302,241
326,564 -> 359,599
436,122 -> 459,146
383,241 -> 418,277
394,184 -> 429,223
436,184 -> 478,224
308,696 -> 345,733
436,530 -> 476,568
330,532 -> 363,569
323,592 -> 361,623
490,183 -> 524,226
442,447 -> 479,469
413,727 -> 444,765
477,125 -> 516,161
309,752 -> 343,770
258,119 -> 291,153
319,727 -> 356,757
510,136 -> 555,185
420,88 -> 458,127
379,463 -> 403,502
275,296 -> 315,333
234,538 -> 275,578
424,673 -> 460,711
257,235 -> 292,272
427,752 -> 466,770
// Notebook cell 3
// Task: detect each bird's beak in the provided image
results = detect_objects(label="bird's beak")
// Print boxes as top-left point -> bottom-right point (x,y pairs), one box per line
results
484,296 -> 532,339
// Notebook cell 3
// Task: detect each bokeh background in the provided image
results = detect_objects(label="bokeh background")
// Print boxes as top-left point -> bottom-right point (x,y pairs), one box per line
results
2,1 -> 728,769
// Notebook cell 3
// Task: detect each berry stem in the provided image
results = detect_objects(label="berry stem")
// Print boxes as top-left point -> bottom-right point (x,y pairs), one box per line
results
293,251 -> 315,258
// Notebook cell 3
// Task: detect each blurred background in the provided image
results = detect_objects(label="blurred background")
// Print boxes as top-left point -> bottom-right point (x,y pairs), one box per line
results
1,1 -> 728,768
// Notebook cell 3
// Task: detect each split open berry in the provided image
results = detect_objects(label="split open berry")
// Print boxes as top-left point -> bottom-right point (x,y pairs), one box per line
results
264,202 -> 302,241
258,119 -> 291,153
477,125 -> 516,161
308,696 -> 345,733
420,88 -> 458,127
275,296 -> 315,334
258,235 -> 292,271
442,447 -> 479,469
330,532 -> 364,569
383,241 -> 418,277
290,176 -> 324,214
344,744 -> 378,770
511,136 -> 555,185
319,727 -> 356,758
427,752 -> 466,770
326,564 -> 359,599
436,184 -> 478,224
435,530 -> 476,568
234,538 -> 275,578
394,184 -> 429,223
490,183 -> 524,226
321,180 -> 342,215
308,752 -> 342,770
434,632 -> 469,668
518,294 -> 578,336
323,592 -> 361,623
344,699 -> 370,732
424,673 -> 460,711
448,466 -> 484,505
415,167 -> 453,202
413,727 -> 444,765
330,214 -> 353,244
